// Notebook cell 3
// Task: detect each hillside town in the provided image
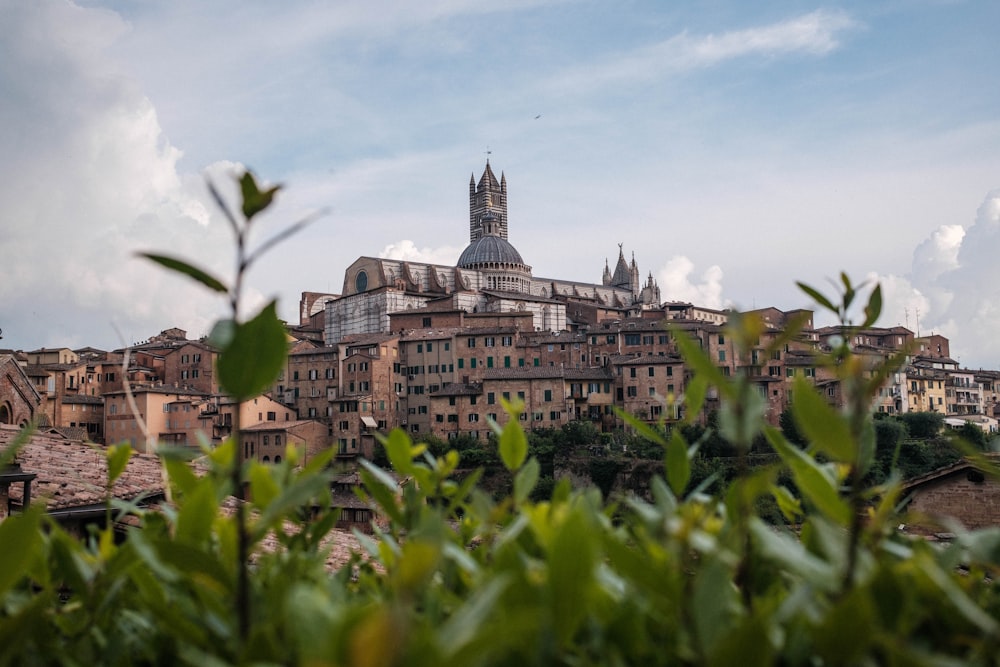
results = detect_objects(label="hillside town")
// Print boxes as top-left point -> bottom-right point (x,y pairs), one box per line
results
2,162 -> 999,528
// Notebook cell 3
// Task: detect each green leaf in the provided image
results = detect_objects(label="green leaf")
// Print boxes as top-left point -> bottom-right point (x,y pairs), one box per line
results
513,456 -> 540,505
766,427 -> 851,525
796,281 -> 837,314
791,377 -> 855,463
239,170 -> 281,221
106,442 -> 133,486
862,283 -> 882,328
383,429 -> 418,475
138,253 -> 228,293
0,506 -> 43,599
549,505 -> 595,647
216,300 -> 287,400
175,479 -> 219,547
498,414 -> 528,472
665,429 -> 691,497
249,463 -> 280,508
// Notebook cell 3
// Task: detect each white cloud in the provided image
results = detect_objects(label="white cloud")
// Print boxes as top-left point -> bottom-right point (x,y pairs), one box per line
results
378,240 -> 463,267
875,190 -> 1000,367
0,0 -> 238,350
656,257 -> 726,310
548,9 -> 857,94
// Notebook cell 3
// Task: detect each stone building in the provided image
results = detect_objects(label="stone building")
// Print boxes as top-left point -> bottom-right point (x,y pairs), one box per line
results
0,354 -> 41,427
324,161 -> 660,346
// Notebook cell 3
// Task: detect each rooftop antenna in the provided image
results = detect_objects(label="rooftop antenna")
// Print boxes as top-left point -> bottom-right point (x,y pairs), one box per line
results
915,306 -> 921,337
904,307 -> 909,329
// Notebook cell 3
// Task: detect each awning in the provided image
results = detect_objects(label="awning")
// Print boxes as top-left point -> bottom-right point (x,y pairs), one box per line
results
361,416 -> 378,428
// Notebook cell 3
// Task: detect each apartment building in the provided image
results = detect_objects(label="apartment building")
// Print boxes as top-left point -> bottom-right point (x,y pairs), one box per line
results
103,386 -> 212,453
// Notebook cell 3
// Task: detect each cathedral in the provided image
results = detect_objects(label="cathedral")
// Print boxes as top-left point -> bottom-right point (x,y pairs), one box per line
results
322,161 -> 660,345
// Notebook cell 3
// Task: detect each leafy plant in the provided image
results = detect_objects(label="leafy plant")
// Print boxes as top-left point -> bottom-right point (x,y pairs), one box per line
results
2,174 -> 999,667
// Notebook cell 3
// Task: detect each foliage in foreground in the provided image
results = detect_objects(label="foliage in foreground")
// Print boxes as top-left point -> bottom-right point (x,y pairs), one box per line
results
2,174 -> 999,666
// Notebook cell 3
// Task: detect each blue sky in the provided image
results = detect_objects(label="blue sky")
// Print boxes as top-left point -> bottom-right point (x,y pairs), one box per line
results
2,1 -> 999,366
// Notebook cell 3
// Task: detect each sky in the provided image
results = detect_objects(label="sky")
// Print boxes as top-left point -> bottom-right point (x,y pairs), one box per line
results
1,0 -> 999,367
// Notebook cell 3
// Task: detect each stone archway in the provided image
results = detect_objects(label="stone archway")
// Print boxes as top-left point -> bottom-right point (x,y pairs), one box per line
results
0,402 -> 11,425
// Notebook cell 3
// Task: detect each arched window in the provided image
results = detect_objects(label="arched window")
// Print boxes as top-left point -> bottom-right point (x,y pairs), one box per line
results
262,456 -> 270,463
0,402 -> 11,424
275,455 -> 282,464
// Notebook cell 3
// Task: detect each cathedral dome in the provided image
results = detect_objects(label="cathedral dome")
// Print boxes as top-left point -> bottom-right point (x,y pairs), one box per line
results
457,234 -> 525,267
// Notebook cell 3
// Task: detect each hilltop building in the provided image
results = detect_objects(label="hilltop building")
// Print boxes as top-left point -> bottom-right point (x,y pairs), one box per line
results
323,161 -> 661,345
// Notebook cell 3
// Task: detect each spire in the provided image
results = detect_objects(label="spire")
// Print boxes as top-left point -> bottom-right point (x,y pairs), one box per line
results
602,259 -> 612,285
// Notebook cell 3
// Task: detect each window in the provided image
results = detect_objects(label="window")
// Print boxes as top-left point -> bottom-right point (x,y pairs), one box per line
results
267,411 -> 276,421
502,336 -> 512,346
718,335 -> 725,344
550,411 -> 560,420
458,359 -> 464,369
449,397 -> 456,406
517,392 -> 525,401
487,357 -> 494,368
805,368 -> 816,377
418,406 -> 428,414
630,368 -> 637,378
487,392 -> 495,404
417,344 -> 423,353
468,414 -> 479,422
293,371 -> 299,380
447,414 -> 458,423
467,337 -> 476,348
624,333 -> 641,346
648,367 -> 655,377
263,436 -> 269,446
471,359 -> 477,369
427,343 -> 433,352
606,335 -> 616,344
340,421 -> 349,430
422,317 -> 432,327
667,366 -> 673,377
649,387 -> 656,396
627,386 -> 637,397
504,356 -> 511,368
488,413 -> 498,422
787,368 -> 795,377
544,389 -> 552,402
533,412 -> 543,421
718,350 -> 726,362
485,337 -> 495,347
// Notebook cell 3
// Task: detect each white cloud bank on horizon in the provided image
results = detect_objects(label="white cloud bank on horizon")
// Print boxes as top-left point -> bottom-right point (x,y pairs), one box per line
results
0,1 -> 258,350
378,240 -> 464,267
876,190 -> 1000,367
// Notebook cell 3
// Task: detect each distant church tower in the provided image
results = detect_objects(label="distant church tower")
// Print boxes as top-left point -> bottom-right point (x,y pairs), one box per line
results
604,244 -> 660,305
469,160 -> 508,243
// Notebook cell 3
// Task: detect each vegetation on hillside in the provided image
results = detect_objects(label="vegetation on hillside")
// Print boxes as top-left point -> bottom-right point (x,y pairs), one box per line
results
1,172 -> 999,665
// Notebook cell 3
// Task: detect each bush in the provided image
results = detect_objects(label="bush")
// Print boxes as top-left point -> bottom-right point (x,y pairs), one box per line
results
3,181 -> 998,665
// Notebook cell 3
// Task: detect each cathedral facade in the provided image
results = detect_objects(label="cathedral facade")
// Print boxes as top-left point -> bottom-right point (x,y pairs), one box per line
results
324,161 -> 660,346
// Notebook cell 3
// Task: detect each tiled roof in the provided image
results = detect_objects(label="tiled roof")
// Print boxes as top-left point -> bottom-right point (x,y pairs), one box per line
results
482,367 -> 567,381
62,394 -> 104,405
430,382 -> 482,397
241,420 -> 318,432
1,425 -> 166,510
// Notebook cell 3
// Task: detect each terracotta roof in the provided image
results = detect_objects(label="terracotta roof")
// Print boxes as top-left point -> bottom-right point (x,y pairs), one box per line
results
1,425 -> 166,510
430,382 -> 482,397
482,367 -> 567,380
